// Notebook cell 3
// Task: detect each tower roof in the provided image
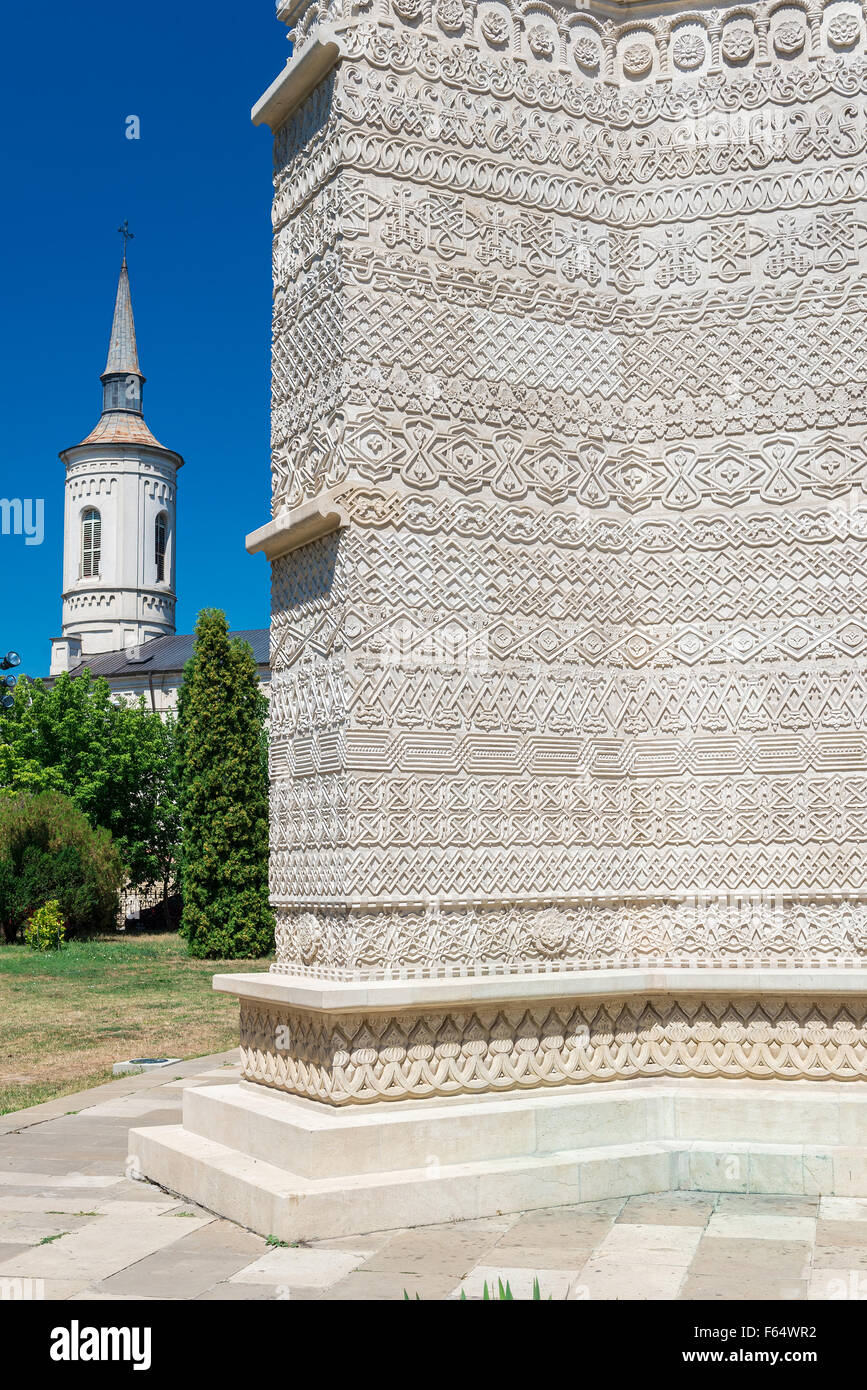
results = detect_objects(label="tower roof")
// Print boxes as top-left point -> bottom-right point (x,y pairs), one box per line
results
101,257 -> 143,379
76,409 -> 172,450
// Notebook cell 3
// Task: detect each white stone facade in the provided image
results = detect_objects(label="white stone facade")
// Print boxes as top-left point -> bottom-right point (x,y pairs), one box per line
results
260,0 -> 867,981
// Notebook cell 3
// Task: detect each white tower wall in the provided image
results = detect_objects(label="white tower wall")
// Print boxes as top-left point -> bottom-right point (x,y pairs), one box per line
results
50,254 -> 183,676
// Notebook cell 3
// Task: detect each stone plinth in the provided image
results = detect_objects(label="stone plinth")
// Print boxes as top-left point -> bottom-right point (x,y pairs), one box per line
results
132,969 -> 867,1239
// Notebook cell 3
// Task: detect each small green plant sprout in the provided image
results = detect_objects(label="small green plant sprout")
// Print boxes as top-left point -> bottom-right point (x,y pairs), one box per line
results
38,1232 -> 69,1245
23,899 -> 65,952
486,1279 -> 513,1300
266,1235 -> 289,1247
454,1276 -> 552,1300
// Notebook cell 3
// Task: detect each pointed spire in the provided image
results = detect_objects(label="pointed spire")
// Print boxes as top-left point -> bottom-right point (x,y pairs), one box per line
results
98,231 -> 146,418
103,258 -> 142,378
67,228 -> 181,457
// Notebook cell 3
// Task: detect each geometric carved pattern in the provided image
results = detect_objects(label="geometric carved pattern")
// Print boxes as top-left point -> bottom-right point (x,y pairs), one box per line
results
265,0 -> 867,979
240,995 -> 867,1105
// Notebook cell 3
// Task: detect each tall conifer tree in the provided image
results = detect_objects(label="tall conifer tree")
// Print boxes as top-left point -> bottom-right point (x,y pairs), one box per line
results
177,609 -> 273,958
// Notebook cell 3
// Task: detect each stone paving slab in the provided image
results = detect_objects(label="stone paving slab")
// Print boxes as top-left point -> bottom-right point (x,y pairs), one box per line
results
0,1212 -> 97,1244
615,1192 -> 716,1226
574,1257 -> 689,1301
0,1052 -> 240,1136
231,1246 -> 376,1290
100,1221 -> 268,1300
704,1212 -> 817,1242
1,1055 -> 866,1300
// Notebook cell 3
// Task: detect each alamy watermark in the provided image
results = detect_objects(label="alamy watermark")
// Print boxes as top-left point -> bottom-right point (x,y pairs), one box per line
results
0,1277 -> 45,1300
1,498 -> 44,546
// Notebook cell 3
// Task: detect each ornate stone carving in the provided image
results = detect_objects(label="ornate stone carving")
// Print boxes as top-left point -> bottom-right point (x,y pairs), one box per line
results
436,0 -> 466,32
283,0 -> 867,88
240,995 -> 867,1104
273,902 -> 867,978
261,0 -> 867,985
480,10 -> 509,45
527,24 -> 555,58
672,31 -> 704,69
530,908 -> 571,958
573,35 -> 601,71
293,911 -> 321,966
721,27 -> 755,63
827,14 -> 860,48
774,21 -> 807,55
622,41 -> 654,76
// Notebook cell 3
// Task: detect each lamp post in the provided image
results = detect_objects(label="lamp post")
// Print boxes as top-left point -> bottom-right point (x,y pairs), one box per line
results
0,651 -> 20,710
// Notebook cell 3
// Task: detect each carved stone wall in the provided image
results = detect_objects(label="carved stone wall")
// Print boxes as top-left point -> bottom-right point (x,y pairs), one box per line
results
266,0 -> 867,978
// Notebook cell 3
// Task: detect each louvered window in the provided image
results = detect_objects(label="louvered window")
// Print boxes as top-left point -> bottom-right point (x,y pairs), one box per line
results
81,509 -> 101,578
155,513 -> 167,582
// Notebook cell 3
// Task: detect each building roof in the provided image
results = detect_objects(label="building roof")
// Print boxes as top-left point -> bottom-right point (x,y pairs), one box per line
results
76,410 -> 171,450
65,629 -> 270,680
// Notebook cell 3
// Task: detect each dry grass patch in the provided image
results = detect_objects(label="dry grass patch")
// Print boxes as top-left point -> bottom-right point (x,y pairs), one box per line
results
0,932 -> 271,1114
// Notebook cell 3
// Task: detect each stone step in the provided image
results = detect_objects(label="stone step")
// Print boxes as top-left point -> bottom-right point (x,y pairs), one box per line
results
131,1094 -> 867,1241
179,1078 -> 867,1181
180,1080 -> 666,1178
129,1120 -> 678,1241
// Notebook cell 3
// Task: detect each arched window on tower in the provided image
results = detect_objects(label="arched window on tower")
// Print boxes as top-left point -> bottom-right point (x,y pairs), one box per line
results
81,508 -> 101,579
155,512 -> 167,582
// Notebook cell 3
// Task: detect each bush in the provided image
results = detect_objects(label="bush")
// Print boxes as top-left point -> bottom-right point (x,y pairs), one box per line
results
0,792 -> 124,942
24,899 -> 65,952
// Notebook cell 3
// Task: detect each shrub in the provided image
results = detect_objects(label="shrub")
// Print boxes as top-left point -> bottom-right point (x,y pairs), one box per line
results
0,792 -> 124,942
24,899 -> 65,952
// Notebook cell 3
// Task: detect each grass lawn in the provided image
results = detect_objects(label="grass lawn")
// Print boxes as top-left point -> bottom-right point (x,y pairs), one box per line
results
0,933 -> 271,1115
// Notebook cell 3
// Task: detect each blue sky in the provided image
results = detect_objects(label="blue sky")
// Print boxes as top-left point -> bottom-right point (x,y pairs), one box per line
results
0,1 -> 289,675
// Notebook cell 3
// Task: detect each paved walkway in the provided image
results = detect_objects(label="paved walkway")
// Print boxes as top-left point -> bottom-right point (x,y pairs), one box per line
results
0,1055 -> 864,1300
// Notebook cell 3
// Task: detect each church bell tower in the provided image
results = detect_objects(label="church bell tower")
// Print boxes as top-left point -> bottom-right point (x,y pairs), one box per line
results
50,232 -> 183,675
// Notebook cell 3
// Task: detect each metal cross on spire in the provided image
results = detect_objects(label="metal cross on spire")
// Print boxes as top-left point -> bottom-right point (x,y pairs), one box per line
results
118,220 -> 134,265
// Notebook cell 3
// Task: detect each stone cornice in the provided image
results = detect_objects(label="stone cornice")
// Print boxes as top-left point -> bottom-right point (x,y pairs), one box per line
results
252,31 -> 341,129
246,489 -> 349,557
216,965 -> 867,1015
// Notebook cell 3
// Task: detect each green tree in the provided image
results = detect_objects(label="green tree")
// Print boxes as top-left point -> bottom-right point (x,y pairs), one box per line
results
1,671 -> 180,895
0,744 -> 64,796
177,609 -> 273,958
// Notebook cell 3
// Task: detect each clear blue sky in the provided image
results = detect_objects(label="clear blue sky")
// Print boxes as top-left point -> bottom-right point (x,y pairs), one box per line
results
0,1 -> 289,675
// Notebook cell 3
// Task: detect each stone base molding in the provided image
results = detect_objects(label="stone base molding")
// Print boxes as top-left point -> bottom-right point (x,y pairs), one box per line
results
219,969 -> 867,1106
131,971 -> 867,1238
